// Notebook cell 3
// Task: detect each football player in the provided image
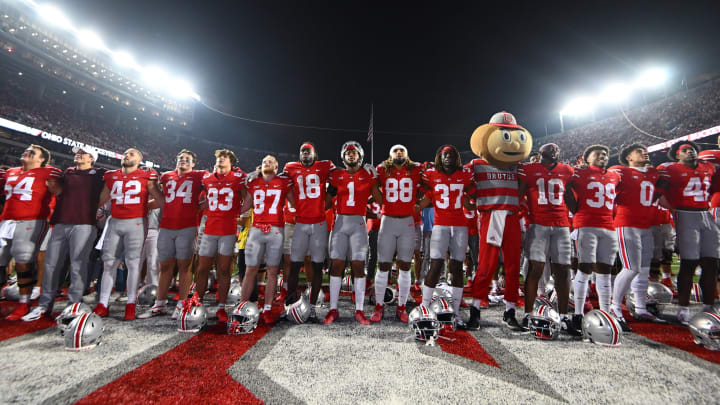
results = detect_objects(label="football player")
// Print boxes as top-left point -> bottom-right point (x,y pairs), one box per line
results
23,146 -> 106,321
283,143 -> 334,321
194,149 -> 246,323
138,149 -> 207,320
566,145 -> 620,329
416,145 -> 474,323
93,148 -> 163,321
240,155 -> 293,325
608,144 -> 661,330
657,141 -> 719,325
517,143 -> 579,335
371,145 -> 423,323
1,145 -> 62,320
323,141 -> 382,325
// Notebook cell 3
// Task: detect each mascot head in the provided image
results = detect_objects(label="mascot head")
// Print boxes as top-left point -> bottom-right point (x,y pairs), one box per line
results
470,111 -> 532,168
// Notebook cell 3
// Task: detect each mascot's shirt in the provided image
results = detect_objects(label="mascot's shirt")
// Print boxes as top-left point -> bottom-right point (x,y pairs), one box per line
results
469,159 -> 520,212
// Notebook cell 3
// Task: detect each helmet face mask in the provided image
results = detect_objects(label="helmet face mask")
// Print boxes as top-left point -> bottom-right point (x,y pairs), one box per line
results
57,302 -> 92,336
228,301 -> 260,335
530,305 -> 560,340
429,298 -> 456,332
408,305 -> 440,341
689,312 -> 720,351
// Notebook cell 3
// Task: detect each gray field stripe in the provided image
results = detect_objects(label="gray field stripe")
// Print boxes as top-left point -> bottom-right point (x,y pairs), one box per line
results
227,322 -> 305,405
40,332 -> 190,405
624,332 -> 720,376
422,323 -> 568,403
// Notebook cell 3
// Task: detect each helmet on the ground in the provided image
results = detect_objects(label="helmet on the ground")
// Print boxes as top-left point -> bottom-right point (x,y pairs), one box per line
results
177,297 -> 207,333
544,276 -> 555,297
691,283 -> 703,303
384,286 -> 397,305
647,282 -> 673,305
286,293 -> 312,324
534,296 -> 555,312
626,291 -> 661,317
689,312 -> 720,351
582,309 -> 622,347
64,313 -> 104,351
226,283 -> 243,307
408,304 -> 440,341
432,286 -> 454,307
530,304 -> 561,340
342,275 -> 354,293
429,297 -> 456,332
136,284 -> 158,307
2,281 -> 19,301
57,302 -> 92,336
228,301 -> 260,335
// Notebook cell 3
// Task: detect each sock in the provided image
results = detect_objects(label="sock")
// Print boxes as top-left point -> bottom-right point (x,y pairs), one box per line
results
472,298 -> 482,310
329,276 -> 341,310
630,267 -> 650,312
19,294 -> 29,304
156,299 -> 167,307
595,273 -> 612,313
264,304 -> 271,312
612,269 -> 636,310
452,287 -> 463,315
573,272 -> 589,315
374,271 -> 389,307
99,259 -> 120,306
505,301 -> 515,311
397,270 -> 411,306
421,285 -> 435,306
354,277 -> 366,311
662,272 -> 672,279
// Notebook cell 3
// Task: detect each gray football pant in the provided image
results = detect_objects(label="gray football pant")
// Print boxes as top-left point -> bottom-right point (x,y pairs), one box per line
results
39,223 -> 97,309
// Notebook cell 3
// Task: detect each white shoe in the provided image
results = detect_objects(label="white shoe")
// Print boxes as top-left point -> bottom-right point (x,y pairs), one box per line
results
83,291 -> 98,304
21,306 -> 46,322
30,286 -> 41,300
137,304 -> 167,319
171,306 -> 182,320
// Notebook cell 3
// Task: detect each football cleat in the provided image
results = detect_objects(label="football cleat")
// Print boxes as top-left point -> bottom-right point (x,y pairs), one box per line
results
396,305 -> 409,323
123,303 -> 136,321
521,313 -> 530,331
92,303 -> 109,317
466,306 -> 481,330
137,304 -> 167,319
561,316 -> 582,337
261,310 -> 275,325
22,306 -> 47,322
323,309 -> 340,325
354,310 -> 370,325
503,308 -> 524,331
5,303 -> 30,321
216,308 -> 228,323
609,307 -> 632,333
370,304 -> 385,322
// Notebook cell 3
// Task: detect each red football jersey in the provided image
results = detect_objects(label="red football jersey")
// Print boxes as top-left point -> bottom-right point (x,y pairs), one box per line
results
284,200 -> 296,224
283,160 -> 334,224
421,167 -> 474,226
2,166 -> 61,220
247,175 -> 292,228
160,169 -> 208,229
570,165 -> 620,230
328,167 -> 376,216
376,163 -> 422,217
104,169 -> 158,220
201,170 -> 246,235
366,201 -> 382,231
650,200 -> 672,226
699,150 -> 720,208
608,165 -> 659,229
518,162 -> 574,227
464,207 -> 478,235
658,161 -> 715,210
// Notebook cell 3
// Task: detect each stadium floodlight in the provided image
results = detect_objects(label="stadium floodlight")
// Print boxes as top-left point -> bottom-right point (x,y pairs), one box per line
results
77,29 -> 105,50
37,4 -> 73,31
112,51 -> 139,70
598,83 -> 631,104
142,66 -> 169,88
168,78 -> 197,100
634,68 -> 667,89
560,96 -> 595,116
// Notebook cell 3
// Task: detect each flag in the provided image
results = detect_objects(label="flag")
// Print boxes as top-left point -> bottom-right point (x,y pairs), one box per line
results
367,105 -> 374,142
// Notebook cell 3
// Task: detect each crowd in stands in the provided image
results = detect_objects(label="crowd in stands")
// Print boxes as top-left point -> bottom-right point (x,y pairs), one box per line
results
539,78 -> 720,162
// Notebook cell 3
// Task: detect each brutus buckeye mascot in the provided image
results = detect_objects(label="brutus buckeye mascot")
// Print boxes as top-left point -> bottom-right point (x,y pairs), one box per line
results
467,112 -> 532,330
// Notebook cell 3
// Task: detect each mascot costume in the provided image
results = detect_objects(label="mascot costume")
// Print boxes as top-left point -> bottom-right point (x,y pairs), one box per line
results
467,111 -> 532,330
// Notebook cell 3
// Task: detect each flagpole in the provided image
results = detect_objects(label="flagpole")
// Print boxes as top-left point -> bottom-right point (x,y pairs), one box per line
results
370,104 -> 374,165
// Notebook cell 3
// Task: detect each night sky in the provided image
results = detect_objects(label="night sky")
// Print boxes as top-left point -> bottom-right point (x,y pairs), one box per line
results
49,0 -> 720,164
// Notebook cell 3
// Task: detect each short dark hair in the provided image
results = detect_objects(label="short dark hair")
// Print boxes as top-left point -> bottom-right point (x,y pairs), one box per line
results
583,144 -> 609,163
215,149 -> 238,166
619,143 -> 647,166
177,149 -> 197,163
667,140 -> 699,162
29,144 -> 51,166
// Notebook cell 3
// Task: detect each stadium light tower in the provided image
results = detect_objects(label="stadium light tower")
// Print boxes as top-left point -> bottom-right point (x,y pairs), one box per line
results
112,51 -> 139,70
77,29 -> 105,50
169,78 -> 197,100
142,66 -> 169,88
634,68 -> 667,88
559,96 -> 595,133
598,83 -> 631,104
37,4 -> 73,31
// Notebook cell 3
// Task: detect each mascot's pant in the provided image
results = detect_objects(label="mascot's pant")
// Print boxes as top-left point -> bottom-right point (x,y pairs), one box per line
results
472,211 -> 521,303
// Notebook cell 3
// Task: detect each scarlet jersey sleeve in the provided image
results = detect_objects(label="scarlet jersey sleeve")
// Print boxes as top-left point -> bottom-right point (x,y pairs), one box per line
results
570,166 -> 620,230
608,165 -> 658,228
248,175 -> 291,227
1,166 -> 61,220
658,161 -> 714,209
284,160 -> 333,224
159,170 -> 208,229
329,167 -> 376,216
202,171 -> 246,235
424,167 -> 474,226
377,163 -> 422,216
518,162 -> 573,227
699,150 -> 720,207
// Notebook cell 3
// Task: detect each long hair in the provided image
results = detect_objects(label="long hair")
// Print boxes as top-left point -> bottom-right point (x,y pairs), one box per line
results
381,155 -> 415,172
433,145 -> 462,174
